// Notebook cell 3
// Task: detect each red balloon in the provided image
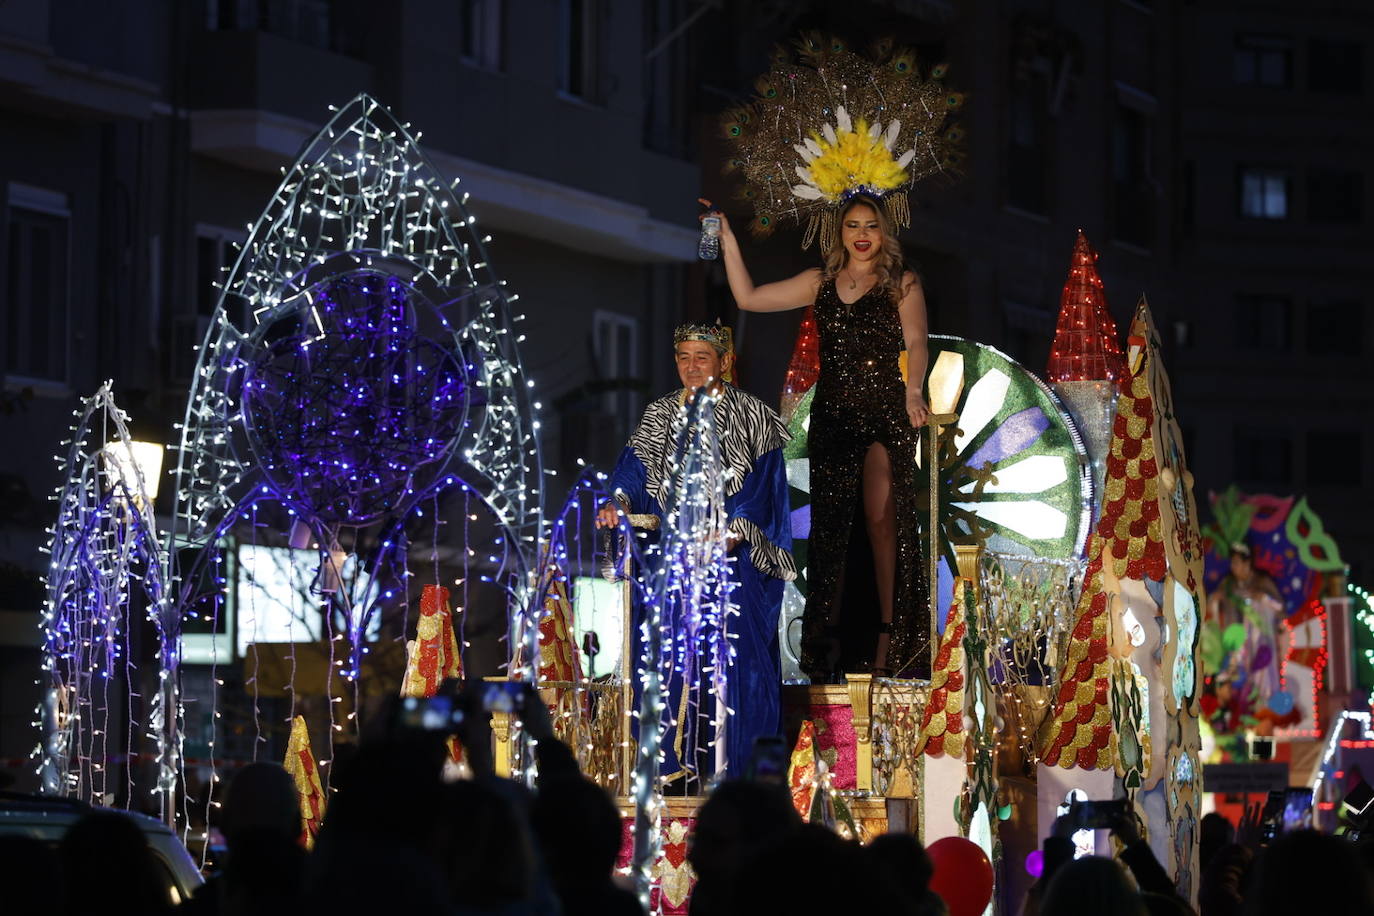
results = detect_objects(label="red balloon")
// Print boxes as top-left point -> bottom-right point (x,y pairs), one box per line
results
928,836 -> 994,916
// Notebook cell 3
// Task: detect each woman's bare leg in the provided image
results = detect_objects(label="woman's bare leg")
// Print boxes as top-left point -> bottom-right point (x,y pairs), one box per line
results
863,442 -> 896,671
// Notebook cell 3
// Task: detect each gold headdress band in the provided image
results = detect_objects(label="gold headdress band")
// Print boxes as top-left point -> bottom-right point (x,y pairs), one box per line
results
721,33 -> 964,249
672,322 -> 735,383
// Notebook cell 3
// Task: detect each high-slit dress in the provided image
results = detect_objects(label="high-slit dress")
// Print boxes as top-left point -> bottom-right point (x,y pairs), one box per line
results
800,276 -> 930,678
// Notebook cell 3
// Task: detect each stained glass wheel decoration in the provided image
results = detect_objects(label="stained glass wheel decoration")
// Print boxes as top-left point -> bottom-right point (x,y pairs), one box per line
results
777,337 -> 1091,672
924,336 -> 1092,569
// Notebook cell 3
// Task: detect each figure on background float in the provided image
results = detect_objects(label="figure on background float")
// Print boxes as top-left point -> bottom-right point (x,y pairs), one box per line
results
596,323 -> 794,782
1204,542 -> 1284,733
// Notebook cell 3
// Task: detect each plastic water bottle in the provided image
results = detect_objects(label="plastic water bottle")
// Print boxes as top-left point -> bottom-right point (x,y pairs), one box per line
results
698,214 -> 721,260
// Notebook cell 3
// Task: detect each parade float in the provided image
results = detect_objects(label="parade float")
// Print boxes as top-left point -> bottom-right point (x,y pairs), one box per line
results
36,79 -> 1364,915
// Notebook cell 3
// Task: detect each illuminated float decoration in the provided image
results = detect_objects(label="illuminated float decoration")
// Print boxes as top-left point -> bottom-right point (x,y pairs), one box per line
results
1038,295 -> 1206,899
1199,487 -> 1345,747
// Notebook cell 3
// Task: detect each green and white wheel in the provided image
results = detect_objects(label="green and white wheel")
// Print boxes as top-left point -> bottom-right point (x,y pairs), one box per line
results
926,335 -> 1092,567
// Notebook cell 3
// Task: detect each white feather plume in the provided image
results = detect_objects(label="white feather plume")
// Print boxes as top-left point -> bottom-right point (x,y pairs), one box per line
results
884,119 -> 902,150
835,106 -> 852,134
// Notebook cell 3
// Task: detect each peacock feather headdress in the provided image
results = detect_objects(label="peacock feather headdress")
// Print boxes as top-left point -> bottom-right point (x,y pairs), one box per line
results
722,33 -> 964,249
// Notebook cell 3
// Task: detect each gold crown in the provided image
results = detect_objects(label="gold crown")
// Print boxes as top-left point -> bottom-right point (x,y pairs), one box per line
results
673,322 -> 732,354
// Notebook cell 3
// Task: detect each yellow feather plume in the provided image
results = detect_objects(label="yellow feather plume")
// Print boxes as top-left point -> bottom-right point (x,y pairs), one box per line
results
800,118 -> 909,200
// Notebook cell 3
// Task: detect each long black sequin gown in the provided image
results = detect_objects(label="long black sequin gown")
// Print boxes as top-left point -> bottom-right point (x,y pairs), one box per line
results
801,277 -> 929,678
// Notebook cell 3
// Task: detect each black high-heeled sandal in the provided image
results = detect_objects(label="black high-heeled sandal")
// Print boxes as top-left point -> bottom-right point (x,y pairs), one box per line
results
872,621 -> 893,678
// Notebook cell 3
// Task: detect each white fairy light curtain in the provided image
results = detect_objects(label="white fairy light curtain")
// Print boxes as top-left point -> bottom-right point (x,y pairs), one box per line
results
629,389 -> 736,906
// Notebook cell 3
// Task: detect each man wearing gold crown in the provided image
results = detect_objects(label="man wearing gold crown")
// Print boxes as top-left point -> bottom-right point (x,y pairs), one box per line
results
596,322 -> 795,781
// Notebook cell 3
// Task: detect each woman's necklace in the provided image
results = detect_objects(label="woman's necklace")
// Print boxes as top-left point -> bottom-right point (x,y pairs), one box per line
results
842,268 -> 875,291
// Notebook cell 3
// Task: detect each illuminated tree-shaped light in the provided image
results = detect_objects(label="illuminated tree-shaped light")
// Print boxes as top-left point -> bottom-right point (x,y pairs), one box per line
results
780,306 -> 820,423
1045,231 -> 1127,384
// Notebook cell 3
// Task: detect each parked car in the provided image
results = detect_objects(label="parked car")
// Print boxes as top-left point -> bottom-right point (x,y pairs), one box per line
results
0,792 -> 203,905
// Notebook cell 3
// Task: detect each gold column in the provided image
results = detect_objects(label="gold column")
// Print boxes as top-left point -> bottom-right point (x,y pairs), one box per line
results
954,544 -> 981,589
486,674 -> 513,778
925,412 -> 958,668
923,348 -> 965,674
846,673 -> 873,792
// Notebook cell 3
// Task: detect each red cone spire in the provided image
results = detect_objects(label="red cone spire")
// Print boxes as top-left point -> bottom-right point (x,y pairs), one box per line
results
1045,231 -> 1127,383
780,306 -> 820,421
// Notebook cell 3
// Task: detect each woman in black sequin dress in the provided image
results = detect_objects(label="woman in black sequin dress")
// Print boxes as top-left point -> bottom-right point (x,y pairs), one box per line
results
704,195 -> 930,679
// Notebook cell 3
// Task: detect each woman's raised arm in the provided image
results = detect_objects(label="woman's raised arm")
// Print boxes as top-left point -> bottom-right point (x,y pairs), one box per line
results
702,201 -> 820,313
897,270 -> 930,428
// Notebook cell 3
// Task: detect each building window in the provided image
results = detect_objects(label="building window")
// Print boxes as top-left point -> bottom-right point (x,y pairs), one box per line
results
1306,430 -> 1362,486
1112,101 -> 1155,249
1238,166 -> 1290,220
558,0 -> 599,100
5,183 -> 70,383
1308,38 -> 1363,94
1306,300 -> 1364,358
1234,34 -> 1292,88
206,0 -> 331,49
642,0 -> 691,157
1234,428 -> 1292,489
1234,294 -> 1292,351
460,0 -> 503,71
1307,168 -> 1364,223
1181,159 -> 1196,230
1006,78 -> 1050,215
592,310 -> 640,439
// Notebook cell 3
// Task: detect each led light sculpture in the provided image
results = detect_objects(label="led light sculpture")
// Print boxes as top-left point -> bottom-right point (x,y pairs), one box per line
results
165,95 -> 543,789
38,383 -> 174,815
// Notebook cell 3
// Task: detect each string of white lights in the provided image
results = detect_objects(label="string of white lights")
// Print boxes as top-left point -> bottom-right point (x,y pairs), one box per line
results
631,387 -> 736,906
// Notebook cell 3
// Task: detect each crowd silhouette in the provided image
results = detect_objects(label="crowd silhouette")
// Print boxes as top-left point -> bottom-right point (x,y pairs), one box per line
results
7,681 -> 1373,916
